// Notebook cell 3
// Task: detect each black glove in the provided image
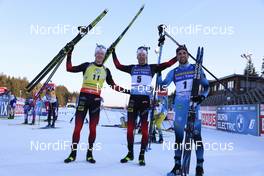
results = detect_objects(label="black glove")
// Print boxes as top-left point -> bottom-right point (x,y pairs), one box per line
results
191,95 -> 205,104
108,47 -> 115,55
125,89 -> 130,95
108,43 -> 115,52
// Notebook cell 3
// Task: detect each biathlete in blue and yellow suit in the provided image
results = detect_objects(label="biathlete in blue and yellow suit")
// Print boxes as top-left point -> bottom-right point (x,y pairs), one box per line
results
64,44 -> 130,164
112,46 -> 178,166
158,45 -> 209,176
151,90 -> 168,144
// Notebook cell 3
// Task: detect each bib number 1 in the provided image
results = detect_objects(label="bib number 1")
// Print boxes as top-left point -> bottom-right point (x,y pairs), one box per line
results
183,81 -> 187,89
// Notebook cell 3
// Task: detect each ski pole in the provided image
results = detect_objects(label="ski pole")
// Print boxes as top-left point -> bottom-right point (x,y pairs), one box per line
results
164,30 -> 237,98
148,24 -> 166,150
102,107 -> 111,124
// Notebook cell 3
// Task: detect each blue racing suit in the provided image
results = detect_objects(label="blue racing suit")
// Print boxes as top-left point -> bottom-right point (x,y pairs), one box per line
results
158,63 -> 209,166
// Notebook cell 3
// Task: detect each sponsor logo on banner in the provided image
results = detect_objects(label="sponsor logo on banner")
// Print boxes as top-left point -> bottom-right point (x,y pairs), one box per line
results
201,106 -> 217,129
201,112 -> 216,128
217,104 -> 259,136
0,101 -> 8,116
217,113 -> 236,132
249,119 -> 255,130
15,97 -> 25,115
0,94 -> 9,117
236,114 -> 245,133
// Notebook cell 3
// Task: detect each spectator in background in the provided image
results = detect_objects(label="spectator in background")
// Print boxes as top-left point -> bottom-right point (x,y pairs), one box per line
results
43,84 -> 58,128
23,97 -> 35,124
8,93 -> 17,119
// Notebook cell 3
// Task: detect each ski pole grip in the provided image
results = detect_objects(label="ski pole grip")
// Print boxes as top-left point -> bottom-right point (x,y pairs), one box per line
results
158,24 -> 166,46
158,24 -> 165,36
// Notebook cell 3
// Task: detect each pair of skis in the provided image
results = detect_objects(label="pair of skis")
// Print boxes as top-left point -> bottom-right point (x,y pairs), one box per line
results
103,5 -> 144,63
181,47 -> 204,176
26,9 -> 108,94
26,5 -> 145,99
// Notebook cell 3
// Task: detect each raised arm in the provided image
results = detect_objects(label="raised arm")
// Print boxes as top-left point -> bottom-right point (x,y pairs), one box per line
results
105,68 -> 130,94
157,68 -> 175,88
112,49 -> 133,74
66,49 -> 88,73
152,56 -> 178,73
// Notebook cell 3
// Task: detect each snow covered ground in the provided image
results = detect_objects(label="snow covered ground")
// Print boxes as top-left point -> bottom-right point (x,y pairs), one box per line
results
0,108 -> 263,176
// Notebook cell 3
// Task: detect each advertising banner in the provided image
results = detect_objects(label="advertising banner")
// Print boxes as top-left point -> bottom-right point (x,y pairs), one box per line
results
0,94 -> 9,117
200,106 -> 217,129
217,105 -> 259,136
15,97 -> 25,116
260,104 -> 264,135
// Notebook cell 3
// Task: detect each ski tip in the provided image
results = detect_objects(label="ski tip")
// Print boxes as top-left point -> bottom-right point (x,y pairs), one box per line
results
104,9 -> 109,13
140,4 -> 145,9
201,47 -> 204,60
196,47 -> 200,59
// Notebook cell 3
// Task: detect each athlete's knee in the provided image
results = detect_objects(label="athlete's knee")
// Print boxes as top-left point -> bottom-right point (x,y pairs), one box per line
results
175,135 -> 184,145
193,130 -> 202,141
73,125 -> 82,134
174,127 -> 184,140
127,123 -> 135,138
74,117 -> 84,132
